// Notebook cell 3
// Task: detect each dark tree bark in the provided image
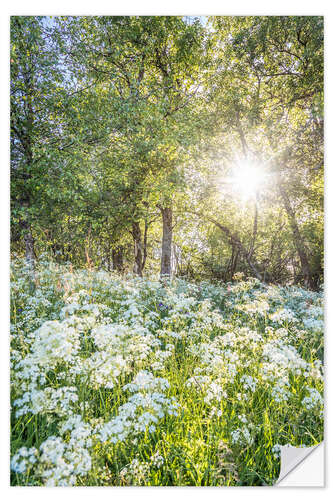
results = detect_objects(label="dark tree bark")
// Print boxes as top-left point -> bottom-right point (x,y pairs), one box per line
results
230,246 -> 240,280
112,246 -> 124,272
132,221 -> 143,276
278,183 -> 314,288
159,205 -> 173,278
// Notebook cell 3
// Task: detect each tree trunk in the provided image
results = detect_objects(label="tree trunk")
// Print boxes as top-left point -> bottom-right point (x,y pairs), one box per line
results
132,221 -> 143,276
160,205 -> 173,278
278,184 -> 314,288
112,246 -> 124,272
230,247 -> 240,279
142,218 -> 148,271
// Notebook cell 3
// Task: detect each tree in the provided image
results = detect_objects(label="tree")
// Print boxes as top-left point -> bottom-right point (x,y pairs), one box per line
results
59,16 -> 213,277
208,15 -> 323,288
10,16 -> 324,289
10,17 -> 79,267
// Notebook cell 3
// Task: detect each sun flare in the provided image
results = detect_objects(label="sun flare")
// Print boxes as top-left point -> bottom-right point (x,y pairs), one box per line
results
228,161 -> 268,200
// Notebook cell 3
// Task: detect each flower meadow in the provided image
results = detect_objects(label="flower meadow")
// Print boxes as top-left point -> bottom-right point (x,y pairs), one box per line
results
10,258 -> 324,486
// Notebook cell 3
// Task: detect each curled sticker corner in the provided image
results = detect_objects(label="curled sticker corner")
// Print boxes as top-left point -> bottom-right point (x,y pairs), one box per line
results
274,442 -> 323,486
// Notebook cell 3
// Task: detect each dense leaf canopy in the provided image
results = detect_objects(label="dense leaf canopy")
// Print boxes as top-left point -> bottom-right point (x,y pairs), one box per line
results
10,16 -> 324,289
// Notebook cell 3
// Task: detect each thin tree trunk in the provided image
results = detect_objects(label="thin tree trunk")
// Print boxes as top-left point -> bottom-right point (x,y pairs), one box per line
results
159,205 -> 173,278
278,183 -> 314,288
132,221 -> 143,276
142,218 -> 148,271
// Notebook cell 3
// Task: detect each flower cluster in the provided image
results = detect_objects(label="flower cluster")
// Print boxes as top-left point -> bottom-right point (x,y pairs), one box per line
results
231,427 -> 254,447
98,371 -> 179,443
12,417 -> 93,487
302,387 -> 324,411
10,259 -> 323,486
